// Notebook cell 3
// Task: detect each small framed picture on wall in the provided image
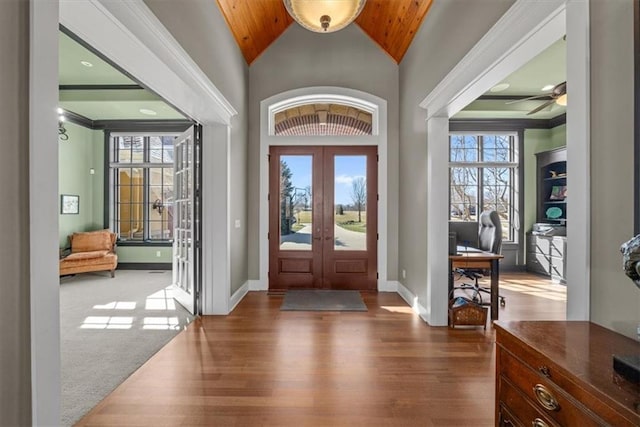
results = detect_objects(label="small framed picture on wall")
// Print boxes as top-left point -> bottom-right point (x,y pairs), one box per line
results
61,194 -> 79,215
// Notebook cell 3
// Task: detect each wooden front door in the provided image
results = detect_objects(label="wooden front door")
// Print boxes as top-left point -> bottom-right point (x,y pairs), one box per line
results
269,146 -> 378,291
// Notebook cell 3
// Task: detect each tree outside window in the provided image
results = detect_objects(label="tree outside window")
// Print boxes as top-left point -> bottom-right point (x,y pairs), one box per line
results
449,133 -> 517,241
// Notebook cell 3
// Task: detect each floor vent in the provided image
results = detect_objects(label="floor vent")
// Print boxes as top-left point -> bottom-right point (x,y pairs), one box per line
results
148,271 -> 166,274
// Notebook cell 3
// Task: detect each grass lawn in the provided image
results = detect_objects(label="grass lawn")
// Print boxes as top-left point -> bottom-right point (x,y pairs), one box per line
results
292,210 -> 366,233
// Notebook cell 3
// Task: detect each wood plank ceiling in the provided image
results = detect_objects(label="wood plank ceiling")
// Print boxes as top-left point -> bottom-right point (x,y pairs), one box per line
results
216,0 -> 434,65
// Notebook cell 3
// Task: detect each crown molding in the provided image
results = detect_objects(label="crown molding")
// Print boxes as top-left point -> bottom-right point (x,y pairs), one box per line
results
450,114 -> 566,131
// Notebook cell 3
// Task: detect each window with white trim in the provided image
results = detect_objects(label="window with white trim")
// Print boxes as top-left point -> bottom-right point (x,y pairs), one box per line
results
109,134 -> 176,242
449,133 -> 519,241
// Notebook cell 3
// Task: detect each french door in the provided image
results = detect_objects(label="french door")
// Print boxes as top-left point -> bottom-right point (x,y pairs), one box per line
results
172,126 -> 201,314
268,145 -> 378,291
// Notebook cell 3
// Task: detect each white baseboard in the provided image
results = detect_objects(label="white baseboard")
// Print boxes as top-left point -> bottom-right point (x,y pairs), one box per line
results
396,282 -> 430,323
229,281 -> 249,312
248,279 -> 266,291
379,280 -> 399,292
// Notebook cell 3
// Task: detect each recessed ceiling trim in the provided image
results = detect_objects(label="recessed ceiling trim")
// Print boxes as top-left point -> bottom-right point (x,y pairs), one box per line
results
477,94 -> 553,101
59,84 -> 143,91
450,116 -> 566,130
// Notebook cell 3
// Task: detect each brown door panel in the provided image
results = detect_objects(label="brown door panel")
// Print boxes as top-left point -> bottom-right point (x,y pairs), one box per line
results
322,146 -> 378,291
269,145 -> 377,291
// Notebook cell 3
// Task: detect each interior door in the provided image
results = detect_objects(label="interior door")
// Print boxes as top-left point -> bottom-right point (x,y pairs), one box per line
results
172,126 -> 200,314
268,146 -> 377,291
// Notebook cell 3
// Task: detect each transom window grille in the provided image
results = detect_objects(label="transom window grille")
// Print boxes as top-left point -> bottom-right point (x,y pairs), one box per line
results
109,134 -> 176,242
449,133 -> 519,241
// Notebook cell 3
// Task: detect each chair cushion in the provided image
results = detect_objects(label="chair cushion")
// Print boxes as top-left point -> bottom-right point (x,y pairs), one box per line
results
71,230 -> 114,253
64,250 -> 109,261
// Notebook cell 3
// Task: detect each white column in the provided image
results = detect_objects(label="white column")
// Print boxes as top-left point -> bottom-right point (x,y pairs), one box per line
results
201,123 -> 231,314
565,0 -> 591,320
425,116 -> 450,326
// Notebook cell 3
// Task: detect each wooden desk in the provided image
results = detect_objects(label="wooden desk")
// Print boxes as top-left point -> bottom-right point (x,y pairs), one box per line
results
449,249 -> 503,321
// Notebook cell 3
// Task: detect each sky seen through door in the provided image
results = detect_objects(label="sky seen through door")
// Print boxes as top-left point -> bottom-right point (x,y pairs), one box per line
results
284,155 -> 366,205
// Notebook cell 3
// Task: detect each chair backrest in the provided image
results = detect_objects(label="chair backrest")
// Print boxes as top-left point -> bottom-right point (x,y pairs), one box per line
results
478,210 -> 502,254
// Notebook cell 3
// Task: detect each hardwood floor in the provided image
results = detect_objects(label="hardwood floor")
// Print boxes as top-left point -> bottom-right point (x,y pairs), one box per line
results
75,273 -> 565,426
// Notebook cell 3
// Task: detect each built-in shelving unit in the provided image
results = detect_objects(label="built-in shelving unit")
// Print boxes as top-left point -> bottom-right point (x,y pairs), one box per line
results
537,148 -> 567,223
527,147 -> 567,283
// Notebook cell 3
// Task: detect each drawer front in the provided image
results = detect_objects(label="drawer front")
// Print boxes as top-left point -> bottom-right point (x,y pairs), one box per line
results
529,235 -> 551,254
499,403 -> 525,427
527,253 -> 551,275
549,238 -> 565,258
550,256 -> 564,279
499,349 -> 602,427
499,377 -> 558,427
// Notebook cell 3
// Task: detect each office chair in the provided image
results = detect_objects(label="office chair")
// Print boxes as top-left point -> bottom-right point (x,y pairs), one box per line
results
454,210 -> 506,306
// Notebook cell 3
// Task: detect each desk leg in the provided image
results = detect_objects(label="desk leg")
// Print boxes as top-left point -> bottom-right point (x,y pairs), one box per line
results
491,259 -> 499,321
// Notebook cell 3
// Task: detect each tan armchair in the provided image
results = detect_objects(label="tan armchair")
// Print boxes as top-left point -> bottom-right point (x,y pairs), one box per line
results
59,230 -> 118,277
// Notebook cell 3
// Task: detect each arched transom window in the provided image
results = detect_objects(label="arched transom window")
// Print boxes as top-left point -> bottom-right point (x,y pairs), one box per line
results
274,103 -> 372,136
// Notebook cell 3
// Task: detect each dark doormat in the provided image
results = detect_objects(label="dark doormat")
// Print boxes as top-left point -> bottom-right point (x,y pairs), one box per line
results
280,290 -> 367,311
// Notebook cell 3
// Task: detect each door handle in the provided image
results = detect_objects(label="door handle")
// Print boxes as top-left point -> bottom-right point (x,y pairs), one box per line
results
313,236 -> 321,241
325,236 -> 333,240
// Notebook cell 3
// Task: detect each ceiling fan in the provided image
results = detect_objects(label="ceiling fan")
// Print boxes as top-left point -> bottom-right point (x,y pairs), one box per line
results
506,81 -> 567,115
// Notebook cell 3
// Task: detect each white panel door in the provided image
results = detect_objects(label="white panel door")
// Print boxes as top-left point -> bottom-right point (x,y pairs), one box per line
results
172,127 -> 196,314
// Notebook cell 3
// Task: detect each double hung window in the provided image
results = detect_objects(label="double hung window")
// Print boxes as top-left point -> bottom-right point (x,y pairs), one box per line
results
449,133 -> 518,241
109,134 -> 176,242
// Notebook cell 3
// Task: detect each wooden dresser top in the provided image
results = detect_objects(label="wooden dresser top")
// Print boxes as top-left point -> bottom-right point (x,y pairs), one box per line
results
495,321 -> 640,421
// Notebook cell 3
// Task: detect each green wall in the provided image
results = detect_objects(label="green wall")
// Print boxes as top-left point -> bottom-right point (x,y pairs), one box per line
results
116,246 -> 173,263
59,123 -> 173,263
58,122 -> 104,247
523,124 -> 566,234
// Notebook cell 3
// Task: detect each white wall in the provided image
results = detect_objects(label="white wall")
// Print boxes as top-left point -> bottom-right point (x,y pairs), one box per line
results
398,0 -> 515,304
589,0 -> 640,337
144,0 -> 249,294
248,24 -> 400,281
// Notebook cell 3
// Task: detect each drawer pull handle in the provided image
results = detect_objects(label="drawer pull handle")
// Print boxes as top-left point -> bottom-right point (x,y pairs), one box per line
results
538,365 -> 550,377
533,384 -> 559,411
532,418 -> 549,427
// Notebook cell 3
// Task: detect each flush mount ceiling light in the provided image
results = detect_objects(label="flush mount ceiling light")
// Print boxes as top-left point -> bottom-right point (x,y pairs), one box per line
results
283,0 -> 367,33
541,84 -> 555,91
489,83 -> 510,93
80,60 -> 94,67
555,93 -> 567,106
139,108 -> 157,116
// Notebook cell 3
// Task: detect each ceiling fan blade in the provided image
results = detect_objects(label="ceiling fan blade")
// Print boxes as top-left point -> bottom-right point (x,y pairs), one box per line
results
552,81 -> 567,97
505,94 -> 551,105
526,99 -> 556,115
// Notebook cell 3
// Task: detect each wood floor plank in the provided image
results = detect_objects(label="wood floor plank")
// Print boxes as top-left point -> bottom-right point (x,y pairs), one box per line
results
75,273 -> 565,426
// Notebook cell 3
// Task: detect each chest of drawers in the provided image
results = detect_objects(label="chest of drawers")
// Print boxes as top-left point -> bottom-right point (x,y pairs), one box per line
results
495,321 -> 640,426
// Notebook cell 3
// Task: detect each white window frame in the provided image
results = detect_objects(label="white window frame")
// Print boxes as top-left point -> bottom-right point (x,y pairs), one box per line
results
448,132 -> 519,242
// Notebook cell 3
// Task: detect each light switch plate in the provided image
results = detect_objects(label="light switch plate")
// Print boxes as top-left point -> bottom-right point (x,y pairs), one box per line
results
235,219 -> 241,228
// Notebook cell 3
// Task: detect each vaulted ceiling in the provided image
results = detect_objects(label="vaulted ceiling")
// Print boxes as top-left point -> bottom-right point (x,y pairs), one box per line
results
216,0 -> 434,64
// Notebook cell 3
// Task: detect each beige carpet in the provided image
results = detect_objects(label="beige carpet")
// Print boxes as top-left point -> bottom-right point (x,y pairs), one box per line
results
59,270 -> 193,426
